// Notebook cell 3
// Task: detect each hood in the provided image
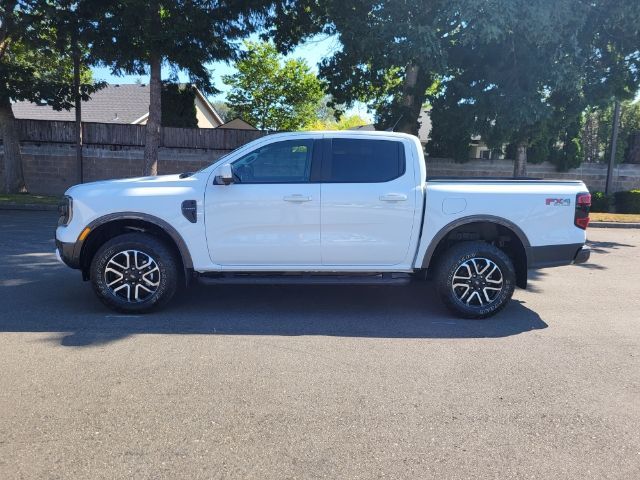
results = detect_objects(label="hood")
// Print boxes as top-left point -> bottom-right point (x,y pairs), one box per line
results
65,174 -> 196,197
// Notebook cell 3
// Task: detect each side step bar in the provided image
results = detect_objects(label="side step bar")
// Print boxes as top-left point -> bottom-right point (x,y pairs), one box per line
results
197,272 -> 412,286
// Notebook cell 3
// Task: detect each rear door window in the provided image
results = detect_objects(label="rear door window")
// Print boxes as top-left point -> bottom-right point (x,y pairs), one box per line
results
323,138 -> 405,183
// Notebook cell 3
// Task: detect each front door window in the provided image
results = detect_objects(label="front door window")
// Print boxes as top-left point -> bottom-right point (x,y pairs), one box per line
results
233,140 -> 314,184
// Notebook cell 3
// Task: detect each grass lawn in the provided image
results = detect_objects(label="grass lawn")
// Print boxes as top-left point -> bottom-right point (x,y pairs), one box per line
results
0,193 -> 60,205
591,212 -> 640,223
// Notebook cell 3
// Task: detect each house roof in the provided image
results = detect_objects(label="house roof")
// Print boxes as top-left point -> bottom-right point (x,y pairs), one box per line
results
217,117 -> 257,130
348,124 -> 376,131
12,83 -> 223,125
193,88 -> 223,125
13,84 -> 152,123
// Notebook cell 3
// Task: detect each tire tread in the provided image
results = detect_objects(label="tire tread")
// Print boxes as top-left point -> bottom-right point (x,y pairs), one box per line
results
90,232 -> 178,313
436,241 -> 515,319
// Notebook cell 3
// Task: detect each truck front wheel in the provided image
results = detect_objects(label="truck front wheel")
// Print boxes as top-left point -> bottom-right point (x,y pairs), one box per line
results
436,241 -> 515,319
90,233 -> 178,313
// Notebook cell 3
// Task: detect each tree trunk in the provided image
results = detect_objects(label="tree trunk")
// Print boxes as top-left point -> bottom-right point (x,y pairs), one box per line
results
73,36 -> 83,183
513,141 -> 528,177
394,62 -> 427,136
0,97 -> 25,193
581,111 -> 600,163
143,53 -> 161,176
605,100 -> 621,195
628,132 -> 640,164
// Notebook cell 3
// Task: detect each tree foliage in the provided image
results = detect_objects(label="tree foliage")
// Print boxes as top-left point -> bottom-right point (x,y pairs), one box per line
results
425,0 -> 640,174
269,0 -> 640,174
0,1 -> 97,109
0,0 -> 99,192
160,83 -> 197,128
303,113 -> 369,131
91,1 -> 270,95
223,41 -> 325,131
91,0 -> 271,174
268,1 -> 448,134
210,101 -> 235,123
580,100 -> 640,165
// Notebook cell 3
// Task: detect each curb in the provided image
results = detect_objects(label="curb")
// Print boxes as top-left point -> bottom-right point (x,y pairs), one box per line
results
589,221 -> 640,229
0,203 -> 57,211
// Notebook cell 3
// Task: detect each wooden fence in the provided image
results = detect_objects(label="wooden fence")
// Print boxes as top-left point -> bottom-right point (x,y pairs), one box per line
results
9,119 -> 267,150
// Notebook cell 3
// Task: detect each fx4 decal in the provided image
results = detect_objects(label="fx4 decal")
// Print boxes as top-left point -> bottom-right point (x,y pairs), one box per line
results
546,198 -> 571,206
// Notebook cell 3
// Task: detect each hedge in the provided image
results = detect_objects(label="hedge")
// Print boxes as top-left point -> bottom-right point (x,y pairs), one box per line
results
614,190 -> 640,214
590,191 -> 611,213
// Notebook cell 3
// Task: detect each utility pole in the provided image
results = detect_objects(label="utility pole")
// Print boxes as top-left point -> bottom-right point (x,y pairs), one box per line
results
605,100 -> 621,195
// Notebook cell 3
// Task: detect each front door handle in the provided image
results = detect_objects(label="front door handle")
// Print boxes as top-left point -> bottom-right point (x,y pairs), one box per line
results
283,194 -> 312,203
379,193 -> 407,202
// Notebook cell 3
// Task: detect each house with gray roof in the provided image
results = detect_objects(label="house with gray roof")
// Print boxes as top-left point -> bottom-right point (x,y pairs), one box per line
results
12,83 -> 224,128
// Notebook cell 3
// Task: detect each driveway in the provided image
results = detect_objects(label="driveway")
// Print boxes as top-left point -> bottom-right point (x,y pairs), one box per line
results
0,210 -> 638,479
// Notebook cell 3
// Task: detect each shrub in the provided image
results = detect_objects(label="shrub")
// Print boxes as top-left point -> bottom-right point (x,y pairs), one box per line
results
614,190 -> 640,214
590,191 -> 611,212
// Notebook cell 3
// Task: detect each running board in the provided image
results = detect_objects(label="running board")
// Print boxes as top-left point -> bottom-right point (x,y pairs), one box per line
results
197,272 -> 411,286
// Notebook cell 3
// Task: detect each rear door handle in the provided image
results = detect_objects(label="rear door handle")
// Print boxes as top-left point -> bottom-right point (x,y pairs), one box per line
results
283,194 -> 312,203
379,193 -> 407,202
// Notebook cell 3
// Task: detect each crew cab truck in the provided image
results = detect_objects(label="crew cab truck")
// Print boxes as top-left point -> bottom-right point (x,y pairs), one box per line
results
55,131 -> 591,318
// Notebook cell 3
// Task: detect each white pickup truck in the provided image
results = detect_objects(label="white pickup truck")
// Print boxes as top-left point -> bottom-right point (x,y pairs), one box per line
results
55,131 -> 591,318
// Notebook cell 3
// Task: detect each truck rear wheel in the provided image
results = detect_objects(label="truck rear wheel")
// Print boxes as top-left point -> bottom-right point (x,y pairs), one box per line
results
90,233 -> 178,313
436,241 -> 515,319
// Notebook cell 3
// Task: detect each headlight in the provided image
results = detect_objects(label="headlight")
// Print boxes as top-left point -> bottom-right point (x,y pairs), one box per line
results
58,195 -> 72,226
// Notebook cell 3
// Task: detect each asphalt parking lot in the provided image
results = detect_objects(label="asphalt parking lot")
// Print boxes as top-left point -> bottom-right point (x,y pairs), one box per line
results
0,210 -> 638,479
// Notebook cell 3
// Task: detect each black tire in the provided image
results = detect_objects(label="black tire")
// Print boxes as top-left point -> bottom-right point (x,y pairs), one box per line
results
436,241 -> 515,319
90,232 -> 178,313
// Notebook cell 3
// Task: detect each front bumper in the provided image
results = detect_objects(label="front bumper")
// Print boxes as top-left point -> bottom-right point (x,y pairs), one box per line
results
573,245 -> 591,265
55,238 -> 81,269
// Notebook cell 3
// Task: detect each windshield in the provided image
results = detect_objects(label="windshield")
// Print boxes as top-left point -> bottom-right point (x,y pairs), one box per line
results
195,138 -> 268,173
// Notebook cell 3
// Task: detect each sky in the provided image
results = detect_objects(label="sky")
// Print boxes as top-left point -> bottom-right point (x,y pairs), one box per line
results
90,34 -> 373,122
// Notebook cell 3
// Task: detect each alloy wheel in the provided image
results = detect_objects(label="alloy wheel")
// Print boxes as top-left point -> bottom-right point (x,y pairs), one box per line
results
104,250 -> 160,302
451,257 -> 504,307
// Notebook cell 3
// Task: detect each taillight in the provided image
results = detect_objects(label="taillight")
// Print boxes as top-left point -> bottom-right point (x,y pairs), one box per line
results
575,192 -> 591,230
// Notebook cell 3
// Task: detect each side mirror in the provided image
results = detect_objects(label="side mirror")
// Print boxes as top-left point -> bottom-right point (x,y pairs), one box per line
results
214,163 -> 234,185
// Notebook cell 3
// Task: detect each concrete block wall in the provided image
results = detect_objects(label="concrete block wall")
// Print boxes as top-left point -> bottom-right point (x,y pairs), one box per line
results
2,143 -> 640,196
426,157 -> 640,193
1,143 -> 228,195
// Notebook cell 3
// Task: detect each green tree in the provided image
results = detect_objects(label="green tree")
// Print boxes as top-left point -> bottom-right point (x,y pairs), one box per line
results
0,0 -> 98,193
581,100 -> 640,165
160,83 -> 197,128
313,95 -> 338,124
210,101 -> 235,123
48,0 -> 108,183
620,102 -> 640,164
303,113 -> 369,131
223,42 -> 325,131
92,1 -> 270,175
581,107 -> 603,164
270,1 -> 639,175
426,0 -> 640,175
268,1 -> 447,135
